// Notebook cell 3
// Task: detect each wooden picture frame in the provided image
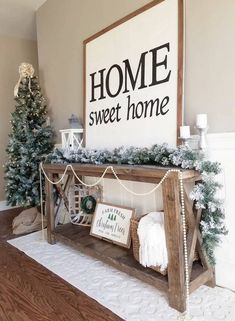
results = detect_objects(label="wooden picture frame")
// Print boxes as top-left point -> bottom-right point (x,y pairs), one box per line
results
90,202 -> 135,248
83,0 -> 183,148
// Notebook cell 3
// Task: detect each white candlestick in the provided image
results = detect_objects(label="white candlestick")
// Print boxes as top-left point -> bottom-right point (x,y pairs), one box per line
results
196,114 -> 207,129
180,126 -> 190,139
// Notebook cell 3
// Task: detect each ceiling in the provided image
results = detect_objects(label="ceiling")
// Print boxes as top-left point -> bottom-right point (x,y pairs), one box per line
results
0,0 -> 47,40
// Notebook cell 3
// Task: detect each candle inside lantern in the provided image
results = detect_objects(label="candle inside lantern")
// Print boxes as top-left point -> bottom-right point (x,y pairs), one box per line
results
180,126 -> 190,139
196,114 -> 207,129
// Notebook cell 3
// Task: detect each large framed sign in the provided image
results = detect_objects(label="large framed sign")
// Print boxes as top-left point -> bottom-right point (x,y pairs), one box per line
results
84,0 -> 183,148
90,202 -> 134,248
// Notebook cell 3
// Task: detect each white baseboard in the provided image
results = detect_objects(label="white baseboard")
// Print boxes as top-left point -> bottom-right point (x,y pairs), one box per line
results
0,200 -> 19,212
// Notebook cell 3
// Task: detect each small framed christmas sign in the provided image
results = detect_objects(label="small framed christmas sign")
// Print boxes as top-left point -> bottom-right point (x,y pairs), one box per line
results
90,202 -> 134,248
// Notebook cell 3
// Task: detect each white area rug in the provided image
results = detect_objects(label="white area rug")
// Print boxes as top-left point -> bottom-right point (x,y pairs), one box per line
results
8,231 -> 235,321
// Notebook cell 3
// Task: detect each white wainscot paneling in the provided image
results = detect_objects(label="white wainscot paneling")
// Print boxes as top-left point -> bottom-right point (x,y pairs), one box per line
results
192,132 -> 235,291
85,177 -> 163,216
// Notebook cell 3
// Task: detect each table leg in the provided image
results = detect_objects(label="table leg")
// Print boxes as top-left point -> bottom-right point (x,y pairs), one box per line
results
206,268 -> 216,288
45,172 -> 56,244
162,177 -> 186,312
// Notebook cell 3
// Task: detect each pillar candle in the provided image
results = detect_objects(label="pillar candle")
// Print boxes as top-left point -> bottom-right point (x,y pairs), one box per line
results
180,126 -> 190,139
196,114 -> 207,129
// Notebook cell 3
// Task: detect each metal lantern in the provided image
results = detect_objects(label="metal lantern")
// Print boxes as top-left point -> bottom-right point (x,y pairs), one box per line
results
60,128 -> 84,150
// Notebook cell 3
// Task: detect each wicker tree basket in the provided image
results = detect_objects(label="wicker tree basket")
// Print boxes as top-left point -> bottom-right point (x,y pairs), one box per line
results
130,215 -> 167,276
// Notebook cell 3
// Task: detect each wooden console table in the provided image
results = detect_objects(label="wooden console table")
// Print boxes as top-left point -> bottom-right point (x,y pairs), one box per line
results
44,163 -> 215,312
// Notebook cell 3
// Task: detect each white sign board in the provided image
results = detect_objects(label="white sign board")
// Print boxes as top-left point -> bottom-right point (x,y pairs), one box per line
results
84,0 -> 183,149
90,202 -> 134,248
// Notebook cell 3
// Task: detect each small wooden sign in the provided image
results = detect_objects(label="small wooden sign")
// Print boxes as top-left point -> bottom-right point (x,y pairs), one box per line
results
90,202 -> 134,248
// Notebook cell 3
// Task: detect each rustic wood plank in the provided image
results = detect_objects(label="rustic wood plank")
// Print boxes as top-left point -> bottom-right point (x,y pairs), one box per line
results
162,177 -> 186,312
43,164 -> 198,181
184,190 -> 195,231
189,267 -> 214,293
196,231 -> 211,270
206,268 -> 216,288
195,231 -> 215,290
54,174 -> 72,212
184,190 -> 202,279
187,212 -> 201,279
45,172 -> 56,244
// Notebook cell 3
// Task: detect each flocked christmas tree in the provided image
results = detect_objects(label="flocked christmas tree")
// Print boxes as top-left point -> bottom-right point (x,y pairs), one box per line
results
5,63 -> 54,207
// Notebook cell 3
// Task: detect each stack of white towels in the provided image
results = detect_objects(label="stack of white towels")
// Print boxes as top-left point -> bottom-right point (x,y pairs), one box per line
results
137,212 -> 168,272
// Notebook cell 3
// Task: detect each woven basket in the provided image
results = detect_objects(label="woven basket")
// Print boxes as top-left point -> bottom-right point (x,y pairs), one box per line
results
130,214 -> 198,276
130,214 -> 167,276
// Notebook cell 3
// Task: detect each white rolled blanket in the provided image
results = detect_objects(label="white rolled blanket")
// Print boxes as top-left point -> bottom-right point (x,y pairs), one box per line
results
137,212 -> 168,272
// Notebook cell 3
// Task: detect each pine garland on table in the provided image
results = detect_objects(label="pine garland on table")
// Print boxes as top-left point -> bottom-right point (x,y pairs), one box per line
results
46,144 -> 228,264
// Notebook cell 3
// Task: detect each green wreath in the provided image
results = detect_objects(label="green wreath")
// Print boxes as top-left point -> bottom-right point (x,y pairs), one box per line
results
81,195 -> 96,214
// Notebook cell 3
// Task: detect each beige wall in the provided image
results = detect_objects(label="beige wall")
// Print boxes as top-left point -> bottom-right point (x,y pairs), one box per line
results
36,0 -> 235,140
0,35 -> 38,201
185,0 -> 235,133
36,0 -> 151,138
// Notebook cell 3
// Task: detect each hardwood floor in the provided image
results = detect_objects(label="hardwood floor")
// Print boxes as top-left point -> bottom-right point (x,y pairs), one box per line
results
0,208 -> 123,321
0,207 -> 23,241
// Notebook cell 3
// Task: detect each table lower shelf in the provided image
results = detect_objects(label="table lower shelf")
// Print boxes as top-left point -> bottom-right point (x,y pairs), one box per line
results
52,223 -> 209,295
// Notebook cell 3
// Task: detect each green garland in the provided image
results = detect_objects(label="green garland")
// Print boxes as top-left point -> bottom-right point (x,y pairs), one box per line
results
46,144 -> 228,265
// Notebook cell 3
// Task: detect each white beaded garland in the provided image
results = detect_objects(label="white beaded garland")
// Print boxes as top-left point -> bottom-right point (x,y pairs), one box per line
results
179,171 -> 191,320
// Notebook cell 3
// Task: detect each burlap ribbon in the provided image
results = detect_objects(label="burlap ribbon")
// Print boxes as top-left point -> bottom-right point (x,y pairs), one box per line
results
14,62 -> 35,97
